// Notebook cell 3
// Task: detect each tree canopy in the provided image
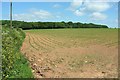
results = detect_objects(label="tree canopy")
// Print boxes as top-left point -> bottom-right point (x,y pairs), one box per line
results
1,20 -> 108,30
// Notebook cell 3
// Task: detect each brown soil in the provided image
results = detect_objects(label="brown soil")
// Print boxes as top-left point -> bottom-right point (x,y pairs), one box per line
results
21,32 -> 118,78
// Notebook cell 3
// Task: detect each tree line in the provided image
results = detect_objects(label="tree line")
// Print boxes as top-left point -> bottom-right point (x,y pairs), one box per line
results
1,20 -> 108,29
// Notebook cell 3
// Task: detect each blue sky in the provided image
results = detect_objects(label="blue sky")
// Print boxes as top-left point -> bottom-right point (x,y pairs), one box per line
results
2,1 -> 118,28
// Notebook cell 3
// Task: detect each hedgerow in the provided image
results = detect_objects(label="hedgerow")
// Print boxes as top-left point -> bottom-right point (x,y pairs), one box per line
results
1,20 -> 108,30
2,26 -> 33,79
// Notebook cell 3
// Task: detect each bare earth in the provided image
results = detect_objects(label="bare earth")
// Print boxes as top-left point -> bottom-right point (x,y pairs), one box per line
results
21,32 -> 118,78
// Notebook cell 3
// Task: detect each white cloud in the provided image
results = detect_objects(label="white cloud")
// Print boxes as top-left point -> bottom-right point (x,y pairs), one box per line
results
2,0 -> 120,2
56,16 -> 61,18
68,0 -> 111,20
53,4 -> 61,8
68,0 -> 110,12
115,19 -> 118,23
84,2 -> 110,12
74,10 -> 84,16
68,0 -> 84,11
13,9 -> 53,21
90,12 -> 107,20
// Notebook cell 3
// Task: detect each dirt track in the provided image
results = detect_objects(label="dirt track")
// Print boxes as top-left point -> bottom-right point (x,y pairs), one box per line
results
21,32 -> 118,78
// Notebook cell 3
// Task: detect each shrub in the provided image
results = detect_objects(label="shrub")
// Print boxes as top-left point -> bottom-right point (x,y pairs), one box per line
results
2,26 -> 33,79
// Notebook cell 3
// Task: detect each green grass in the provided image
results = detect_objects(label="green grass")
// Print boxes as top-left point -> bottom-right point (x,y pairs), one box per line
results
0,26 -> 2,80
9,54 -> 33,78
25,28 -> 118,46
2,27 -> 33,79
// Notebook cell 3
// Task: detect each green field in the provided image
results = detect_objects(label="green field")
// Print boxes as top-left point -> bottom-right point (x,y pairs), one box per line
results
25,28 -> 118,47
21,28 -> 118,78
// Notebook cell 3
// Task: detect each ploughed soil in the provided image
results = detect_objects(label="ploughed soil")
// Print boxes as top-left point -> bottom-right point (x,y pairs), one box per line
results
21,32 -> 118,78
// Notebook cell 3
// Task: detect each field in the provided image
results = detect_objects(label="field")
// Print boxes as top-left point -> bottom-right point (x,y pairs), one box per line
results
21,28 -> 118,78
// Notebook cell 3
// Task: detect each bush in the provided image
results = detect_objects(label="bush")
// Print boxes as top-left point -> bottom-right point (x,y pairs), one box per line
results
2,26 -> 33,79
1,20 -> 109,30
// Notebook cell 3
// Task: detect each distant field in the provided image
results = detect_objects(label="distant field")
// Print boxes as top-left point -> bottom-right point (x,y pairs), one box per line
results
21,28 -> 118,78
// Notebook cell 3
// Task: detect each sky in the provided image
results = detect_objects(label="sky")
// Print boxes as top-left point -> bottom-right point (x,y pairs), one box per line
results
2,1 -> 119,28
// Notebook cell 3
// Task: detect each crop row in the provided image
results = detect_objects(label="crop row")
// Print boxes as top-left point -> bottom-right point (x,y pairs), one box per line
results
27,33 -> 65,53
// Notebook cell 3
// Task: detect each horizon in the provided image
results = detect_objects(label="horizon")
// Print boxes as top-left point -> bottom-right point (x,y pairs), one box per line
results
2,1 -> 118,28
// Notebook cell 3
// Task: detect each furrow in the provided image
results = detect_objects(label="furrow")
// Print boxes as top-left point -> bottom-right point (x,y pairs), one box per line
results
28,34 -> 39,51
34,36 -> 55,49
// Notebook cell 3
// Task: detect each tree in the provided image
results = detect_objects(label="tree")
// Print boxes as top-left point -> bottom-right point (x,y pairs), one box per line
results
67,21 -> 73,28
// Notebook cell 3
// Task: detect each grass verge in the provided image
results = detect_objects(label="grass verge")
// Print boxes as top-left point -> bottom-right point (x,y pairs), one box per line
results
2,26 -> 33,79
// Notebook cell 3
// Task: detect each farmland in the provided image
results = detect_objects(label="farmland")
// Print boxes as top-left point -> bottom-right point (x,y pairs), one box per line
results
21,28 -> 118,78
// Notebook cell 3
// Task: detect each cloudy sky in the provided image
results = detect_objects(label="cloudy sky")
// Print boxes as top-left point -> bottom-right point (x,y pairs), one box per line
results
2,1 -> 118,28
